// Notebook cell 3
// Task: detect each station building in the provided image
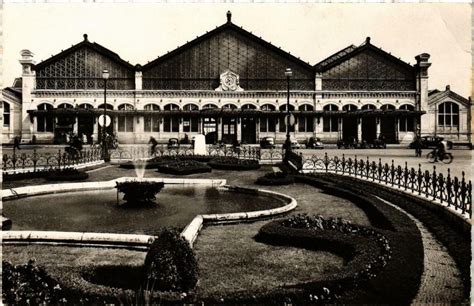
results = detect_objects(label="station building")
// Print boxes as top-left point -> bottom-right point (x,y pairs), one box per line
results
1,11 -> 472,146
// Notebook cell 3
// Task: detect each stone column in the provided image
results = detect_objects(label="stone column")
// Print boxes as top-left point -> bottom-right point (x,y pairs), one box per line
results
93,117 -> 99,143
395,117 -> 400,143
357,117 -> 362,141
236,117 -> 242,142
376,117 -> 381,138
338,117 -> 343,140
415,53 -> 431,137
217,117 -> 222,142
19,50 -> 36,142
255,118 -> 260,142
73,116 -> 78,135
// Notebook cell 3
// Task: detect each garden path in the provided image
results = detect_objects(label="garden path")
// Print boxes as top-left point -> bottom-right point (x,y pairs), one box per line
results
376,197 -> 464,304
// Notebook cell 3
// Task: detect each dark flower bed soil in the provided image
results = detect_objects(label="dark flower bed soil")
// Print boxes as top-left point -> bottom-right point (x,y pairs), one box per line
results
157,161 -> 211,175
119,156 -> 213,170
208,157 -> 260,171
45,168 -> 89,181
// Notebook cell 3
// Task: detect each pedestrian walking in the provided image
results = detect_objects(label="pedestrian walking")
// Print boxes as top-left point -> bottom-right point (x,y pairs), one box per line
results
13,136 -> 21,150
414,136 -> 422,157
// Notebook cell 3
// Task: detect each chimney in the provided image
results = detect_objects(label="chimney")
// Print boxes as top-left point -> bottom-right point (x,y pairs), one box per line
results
227,11 -> 232,23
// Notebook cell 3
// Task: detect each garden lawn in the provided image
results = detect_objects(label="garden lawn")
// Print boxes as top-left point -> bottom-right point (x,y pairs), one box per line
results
194,222 -> 345,300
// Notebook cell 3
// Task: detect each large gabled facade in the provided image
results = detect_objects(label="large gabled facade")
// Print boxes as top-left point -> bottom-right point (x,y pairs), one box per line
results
3,11 -> 469,146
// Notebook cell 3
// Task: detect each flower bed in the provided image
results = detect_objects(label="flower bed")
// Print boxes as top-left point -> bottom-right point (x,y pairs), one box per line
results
208,157 -> 260,171
255,171 -> 294,185
157,160 -> 212,175
115,181 -> 164,205
45,168 -> 89,181
119,155 -> 213,170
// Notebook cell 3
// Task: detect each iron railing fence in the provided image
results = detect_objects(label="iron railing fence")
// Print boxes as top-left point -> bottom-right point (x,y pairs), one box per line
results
109,145 -> 264,161
295,152 -> 472,217
2,148 -> 102,172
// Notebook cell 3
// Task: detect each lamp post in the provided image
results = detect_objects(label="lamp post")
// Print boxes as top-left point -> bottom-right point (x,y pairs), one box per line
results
102,69 -> 110,161
284,68 -> 293,157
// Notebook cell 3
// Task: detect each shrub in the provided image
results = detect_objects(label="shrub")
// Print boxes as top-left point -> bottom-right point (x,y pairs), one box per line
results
2,259 -> 65,304
208,157 -> 260,170
116,181 -> 164,205
144,228 -> 198,292
255,171 -> 294,185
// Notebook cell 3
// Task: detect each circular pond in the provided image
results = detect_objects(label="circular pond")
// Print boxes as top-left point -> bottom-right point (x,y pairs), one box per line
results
3,186 -> 286,235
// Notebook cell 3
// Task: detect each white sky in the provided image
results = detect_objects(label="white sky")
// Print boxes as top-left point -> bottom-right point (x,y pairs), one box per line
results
2,3 -> 472,97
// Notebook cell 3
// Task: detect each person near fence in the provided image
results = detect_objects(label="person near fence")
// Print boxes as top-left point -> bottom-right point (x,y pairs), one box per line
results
13,136 -> 21,150
149,136 -> 158,156
414,136 -> 422,157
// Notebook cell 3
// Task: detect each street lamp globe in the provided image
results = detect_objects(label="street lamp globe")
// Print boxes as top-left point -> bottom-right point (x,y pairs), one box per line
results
102,69 -> 110,80
285,68 -> 293,77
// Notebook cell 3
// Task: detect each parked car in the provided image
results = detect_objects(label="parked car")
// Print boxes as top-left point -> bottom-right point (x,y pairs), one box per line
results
167,138 -> 179,149
370,138 -> 387,149
409,136 -> 453,149
305,137 -> 324,149
260,137 -> 276,149
282,138 -> 301,150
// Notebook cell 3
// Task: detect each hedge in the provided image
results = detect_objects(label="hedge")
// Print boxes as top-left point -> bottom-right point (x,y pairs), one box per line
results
3,168 -> 88,182
157,161 -> 212,175
255,172 -> 294,185
208,157 -> 260,171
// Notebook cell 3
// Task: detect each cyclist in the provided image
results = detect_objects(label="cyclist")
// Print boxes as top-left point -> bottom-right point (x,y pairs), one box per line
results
433,140 -> 447,162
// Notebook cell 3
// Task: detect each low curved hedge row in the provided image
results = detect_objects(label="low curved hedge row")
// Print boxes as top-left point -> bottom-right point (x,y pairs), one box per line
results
293,174 -> 423,304
119,156 -> 213,170
208,157 -> 260,171
3,168 -> 89,182
255,172 -> 294,185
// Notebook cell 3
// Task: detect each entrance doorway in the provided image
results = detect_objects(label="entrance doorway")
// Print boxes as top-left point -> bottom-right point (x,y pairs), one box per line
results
241,117 -> 256,144
381,117 -> 396,143
203,117 -> 217,144
342,117 -> 358,142
78,116 -> 94,144
362,117 -> 377,142
222,118 -> 236,144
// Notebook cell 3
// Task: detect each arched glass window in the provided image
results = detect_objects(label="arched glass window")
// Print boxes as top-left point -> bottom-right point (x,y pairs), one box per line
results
117,104 -> 134,132
3,102 -> 10,127
164,104 -> 179,132
361,104 -> 376,110
78,103 -> 93,109
202,104 -> 217,109
144,104 -> 160,133
298,104 -> 314,133
342,104 -> 357,111
279,104 -> 295,132
57,103 -> 73,109
222,104 -> 237,110
183,104 -> 199,133
323,104 -> 339,132
260,104 -> 276,133
381,104 -> 395,111
438,102 -> 459,128
242,104 -> 257,110
37,103 -> 54,132
399,104 -> 414,132
98,103 -> 114,110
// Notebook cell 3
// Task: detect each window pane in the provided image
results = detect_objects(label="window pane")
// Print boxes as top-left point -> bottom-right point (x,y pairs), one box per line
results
268,118 -> 276,132
191,118 -> 198,132
307,117 -> 314,132
3,114 -> 10,126
331,118 -> 339,132
37,117 -> 45,132
445,115 -> 451,126
407,118 -> 414,132
164,118 -> 171,132
323,118 -> 330,132
298,117 -> 305,132
144,117 -> 152,132
183,117 -> 190,132
453,114 -> 459,126
260,119 -> 267,132
127,117 -> 134,132
118,117 -> 125,132
438,115 -> 444,126
172,118 -> 179,132
153,117 -> 160,132
46,118 -> 54,132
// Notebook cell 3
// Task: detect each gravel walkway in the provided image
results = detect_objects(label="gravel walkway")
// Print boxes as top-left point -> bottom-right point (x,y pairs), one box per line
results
376,197 -> 464,304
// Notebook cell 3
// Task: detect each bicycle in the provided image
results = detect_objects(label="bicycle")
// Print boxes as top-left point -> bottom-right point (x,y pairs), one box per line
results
427,150 -> 453,164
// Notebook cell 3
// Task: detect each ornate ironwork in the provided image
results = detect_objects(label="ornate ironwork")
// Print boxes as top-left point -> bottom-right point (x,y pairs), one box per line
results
322,48 -> 416,91
2,148 -> 102,173
143,28 -> 314,90
36,47 -> 134,90
299,152 -> 472,217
